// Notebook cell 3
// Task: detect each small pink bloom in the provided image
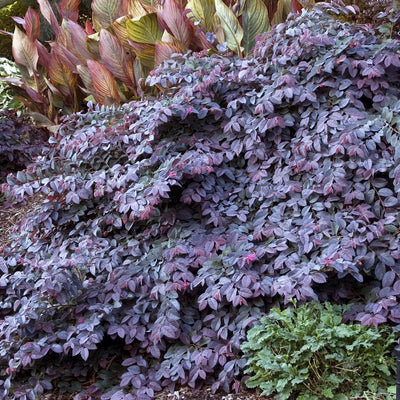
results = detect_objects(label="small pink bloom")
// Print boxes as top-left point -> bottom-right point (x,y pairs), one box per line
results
324,258 -> 333,266
168,171 -> 177,178
181,281 -> 190,291
244,253 -> 256,264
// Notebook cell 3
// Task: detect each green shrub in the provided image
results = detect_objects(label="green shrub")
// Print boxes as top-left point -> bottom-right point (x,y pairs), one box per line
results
0,1 -> 31,60
241,302 -> 396,400
0,57 -> 23,110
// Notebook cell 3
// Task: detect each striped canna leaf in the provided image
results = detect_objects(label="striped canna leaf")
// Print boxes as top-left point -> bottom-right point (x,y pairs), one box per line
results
57,0 -> 81,22
87,59 -> 121,105
126,13 -> 163,45
158,0 -> 194,50
12,26 -> 39,76
99,29 -> 135,89
24,7 -> 41,41
242,0 -> 270,56
92,0 -> 129,29
214,0 -> 243,54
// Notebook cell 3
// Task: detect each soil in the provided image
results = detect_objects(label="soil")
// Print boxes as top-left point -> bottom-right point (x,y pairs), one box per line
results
153,386 -> 263,400
42,386 -> 264,400
0,191 -> 45,250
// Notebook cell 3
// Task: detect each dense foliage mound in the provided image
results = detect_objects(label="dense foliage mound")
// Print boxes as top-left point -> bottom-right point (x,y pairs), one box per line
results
0,3 -> 400,399
0,58 -> 23,111
341,0 -> 400,38
0,111 -> 48,182
242,301 -> 396,399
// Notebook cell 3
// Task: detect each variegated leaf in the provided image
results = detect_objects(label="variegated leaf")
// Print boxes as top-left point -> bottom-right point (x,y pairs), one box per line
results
100,29 -> 132,87
36,40 -> 51,69
242,0 -> 269,56
58,0 -> 81,21
112,16 -> 130,50
12,26 -> 39,76
186,0 -> 215,32
159,0 -> 193,49
85,20 -> 95,35
140,0 -> 158,7
24,7 -> 41,41
87,59 -> 121,104
155,40 -> 181,66
214,0 -> 243,54
292,0 -> 307,13
50,42 -> 81,73
92,0 -> 129,29
128,40 -> 155,69
126,13 -> 163,45
128,0 -> 151,19
37,0 -> 60,36
67,20 -> 93,61
87,33 -> 101,60
48,52 -> 76,97
270,0 -> 291,26
77,64 -> 94,93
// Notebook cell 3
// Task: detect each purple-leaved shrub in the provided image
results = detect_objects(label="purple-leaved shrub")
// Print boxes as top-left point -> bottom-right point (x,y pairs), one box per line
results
0,2 -> 400,399
0,111 -> 49,183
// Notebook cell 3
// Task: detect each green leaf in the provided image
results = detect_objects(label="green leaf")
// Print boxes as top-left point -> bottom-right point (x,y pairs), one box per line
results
388,385 -> 396,394
127,41 -> 155,70
270,0 -> 292,26
16,170 -> 27,183
242,0 -> 270,56
126,13 -> 163,44
214,0 -> 243,54
384,224 -> 398,233
186,0 -> 215,32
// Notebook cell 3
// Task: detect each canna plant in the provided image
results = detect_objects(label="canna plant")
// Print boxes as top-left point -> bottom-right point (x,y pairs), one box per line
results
5,0 -> 306,123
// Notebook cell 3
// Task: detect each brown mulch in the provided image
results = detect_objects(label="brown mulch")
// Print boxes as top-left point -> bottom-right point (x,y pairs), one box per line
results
0,191 -> 45,250
153,386 -> 263,399
41,386 -> 264,400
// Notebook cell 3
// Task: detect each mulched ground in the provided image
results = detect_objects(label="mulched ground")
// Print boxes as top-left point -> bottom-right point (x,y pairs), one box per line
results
42,386 -> 264,400
0,191 -> 45,249
154,386 -> 263,399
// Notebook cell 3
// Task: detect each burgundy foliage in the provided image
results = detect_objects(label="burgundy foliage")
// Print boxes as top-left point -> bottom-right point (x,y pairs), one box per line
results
0,3 -> 399,399
0,111 -> 49,183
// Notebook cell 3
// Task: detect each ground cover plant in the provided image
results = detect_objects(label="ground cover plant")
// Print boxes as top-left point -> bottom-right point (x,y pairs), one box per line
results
0,2 -> 400,399
340,0 -> 400,38
0,111 -> 49,182
242,301 -> 396,400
